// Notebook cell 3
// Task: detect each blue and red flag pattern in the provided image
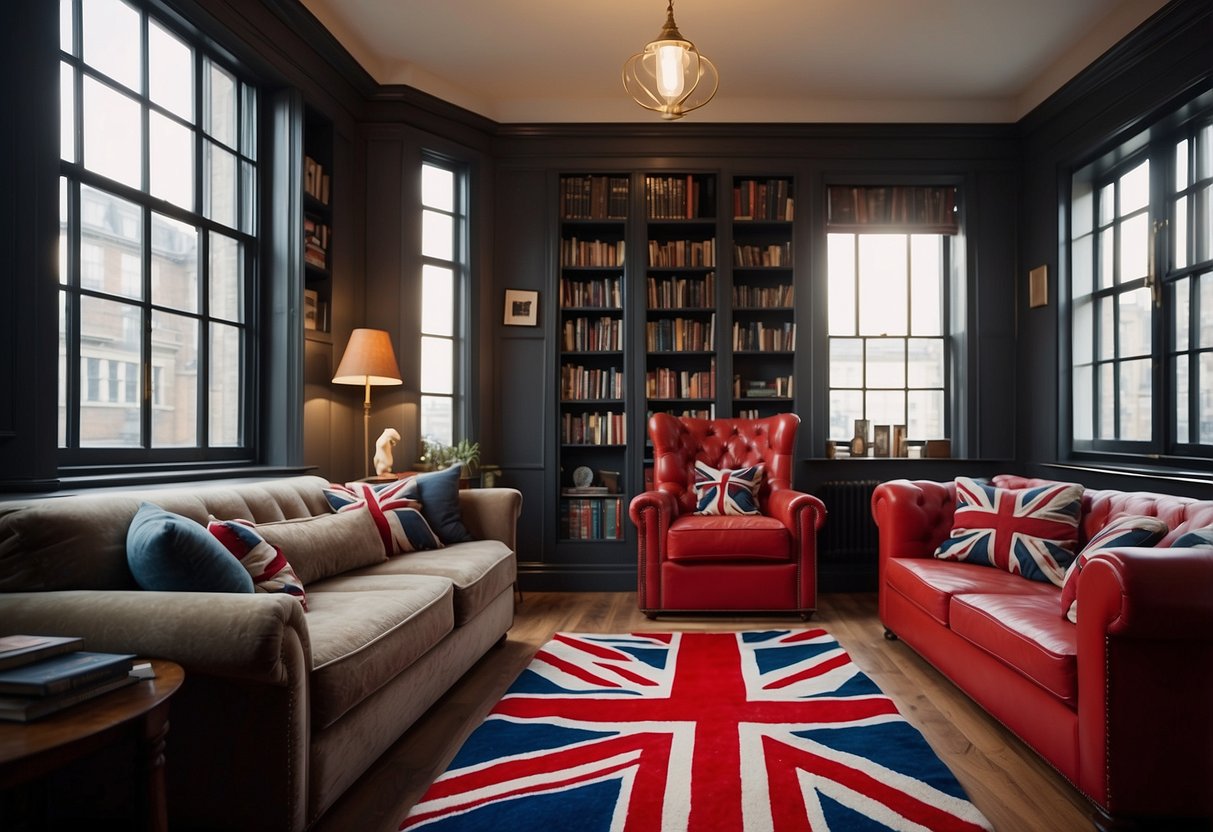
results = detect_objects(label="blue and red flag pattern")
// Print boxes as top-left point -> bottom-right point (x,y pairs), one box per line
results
323,480 -> 443,555
934,476 -> 1083,585
693,461 -> 763,516
402,630 -> 992,831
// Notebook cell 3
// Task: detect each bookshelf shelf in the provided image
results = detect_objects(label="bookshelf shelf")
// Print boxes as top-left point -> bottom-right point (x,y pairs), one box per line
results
302,109 -> 333,335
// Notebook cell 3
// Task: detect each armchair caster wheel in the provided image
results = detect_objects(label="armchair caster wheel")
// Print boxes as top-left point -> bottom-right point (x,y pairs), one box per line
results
883,629 -> 898,641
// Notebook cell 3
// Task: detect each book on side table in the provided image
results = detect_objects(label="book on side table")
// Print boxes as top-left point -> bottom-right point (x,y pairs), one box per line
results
0,634 -> 83,671
0,645 -> 139,723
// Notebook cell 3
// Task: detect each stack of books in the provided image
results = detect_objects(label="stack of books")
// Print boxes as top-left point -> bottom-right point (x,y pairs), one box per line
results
0,635 -> 138,723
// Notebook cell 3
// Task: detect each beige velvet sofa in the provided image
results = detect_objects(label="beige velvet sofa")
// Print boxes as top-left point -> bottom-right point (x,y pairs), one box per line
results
0,475 -> 521,831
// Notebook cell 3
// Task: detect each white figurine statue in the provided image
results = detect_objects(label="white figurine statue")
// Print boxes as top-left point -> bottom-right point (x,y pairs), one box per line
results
373,428 -> 401,476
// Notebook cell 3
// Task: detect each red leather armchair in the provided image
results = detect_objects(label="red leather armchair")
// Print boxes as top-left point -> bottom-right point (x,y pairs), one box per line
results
629,412 -> 825,618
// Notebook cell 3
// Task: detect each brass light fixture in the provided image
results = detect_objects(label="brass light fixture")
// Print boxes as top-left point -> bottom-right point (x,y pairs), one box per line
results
622,0 -> 718,120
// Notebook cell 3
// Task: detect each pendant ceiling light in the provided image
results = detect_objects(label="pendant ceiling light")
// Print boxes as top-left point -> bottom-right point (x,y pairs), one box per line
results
622,0 -> 719,120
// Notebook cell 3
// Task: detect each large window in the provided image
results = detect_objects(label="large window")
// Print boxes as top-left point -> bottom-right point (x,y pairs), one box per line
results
58,0 -> 257,462
1070,115 -> 1212,457
827,233 -> 949,445
419,159 -> 467,446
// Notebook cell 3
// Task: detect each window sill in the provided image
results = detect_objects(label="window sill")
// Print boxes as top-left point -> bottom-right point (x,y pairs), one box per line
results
1043,461 -> 1213,488
1,465 -> 317,500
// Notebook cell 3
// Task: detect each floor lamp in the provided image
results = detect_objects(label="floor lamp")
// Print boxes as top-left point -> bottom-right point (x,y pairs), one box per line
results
332,328 -> 403,479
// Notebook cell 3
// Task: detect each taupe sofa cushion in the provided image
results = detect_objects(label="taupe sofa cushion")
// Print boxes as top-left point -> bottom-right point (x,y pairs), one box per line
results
254,510 -> 386,584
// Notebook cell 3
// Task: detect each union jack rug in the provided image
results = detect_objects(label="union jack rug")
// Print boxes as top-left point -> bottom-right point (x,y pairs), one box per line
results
401,629 -> 992,831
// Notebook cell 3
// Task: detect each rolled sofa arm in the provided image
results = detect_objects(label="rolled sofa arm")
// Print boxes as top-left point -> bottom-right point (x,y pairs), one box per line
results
458,487 -> 523,551
630,489 -> 678,613
871,478 -> 956,560
0,589 -> 309,683
768,488 -> 827,534
1079,547 -> 1213,638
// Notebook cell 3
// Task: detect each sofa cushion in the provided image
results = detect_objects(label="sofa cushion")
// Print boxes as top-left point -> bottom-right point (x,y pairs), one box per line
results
323,481 -> 443,556
1172,527 -> 1213,548
950,592 -> 1078,705
693,461 -> 763,516
401,463 -> 474,544
935,477 -> 1082,586
666,513 -> 789,562
345,539 -> 516,625
126,503 -> 255,593
253,510 -> 386,585
305,574 -> 455,729
206,517 -> 308,609
1059,514 -> 1169,623
885,558 -> 1057,626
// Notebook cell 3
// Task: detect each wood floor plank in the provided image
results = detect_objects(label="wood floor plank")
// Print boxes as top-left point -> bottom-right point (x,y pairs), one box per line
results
313,592 -> 1095,832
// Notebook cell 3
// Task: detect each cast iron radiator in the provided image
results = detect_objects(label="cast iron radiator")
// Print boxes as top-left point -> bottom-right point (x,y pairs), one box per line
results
816,480 -> 881,589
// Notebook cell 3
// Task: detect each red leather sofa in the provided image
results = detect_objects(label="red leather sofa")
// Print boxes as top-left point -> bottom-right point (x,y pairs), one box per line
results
872,475 -> 1213,829
629,413 -> 825,618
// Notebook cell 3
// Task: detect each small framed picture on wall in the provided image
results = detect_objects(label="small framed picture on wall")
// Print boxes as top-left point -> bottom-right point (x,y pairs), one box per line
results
503,289 -> 540,326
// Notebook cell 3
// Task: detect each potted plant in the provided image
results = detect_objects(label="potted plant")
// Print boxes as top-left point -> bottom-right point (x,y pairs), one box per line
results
420,438 -> 481,486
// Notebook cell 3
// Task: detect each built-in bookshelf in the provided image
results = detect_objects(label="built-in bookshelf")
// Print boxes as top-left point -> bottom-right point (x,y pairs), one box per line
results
826,184 -> 957,233
557,174 -> 629,543
303,109 -> 332,336
731,176 -> 796,417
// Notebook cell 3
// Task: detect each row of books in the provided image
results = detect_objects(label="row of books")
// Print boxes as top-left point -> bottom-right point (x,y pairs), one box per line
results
735,242 -> 792,267
646,365 -> 716,400
645,175 -> 715,220
826,185 -> 958,228
560,497 -> 625,540
563,316 -> 624,352
0,635 -> 140,722
735,375 -> 793,398
650,405 -> 716,420
647,273 -> 715,310
561,237 -> 626,268
560,276 -> 623,309
646,314 -> 716,352
561,175 -> 630,220
560,411 -> 626,445
303,155 -> 331,205
733,283 -> 794,308
304,214 -> 330,270
560,364 -> 625,401
648,239 -> 716,268
733,321 -> 796,351
733,179 -> 794,221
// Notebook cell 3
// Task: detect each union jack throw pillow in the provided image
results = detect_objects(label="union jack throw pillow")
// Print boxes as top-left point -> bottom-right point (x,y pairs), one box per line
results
323,480 -> 443,556
934,477 -> 1083,585
207,517 -> 308,609
1059,514 -> 1168,623
693,461 -> 763,516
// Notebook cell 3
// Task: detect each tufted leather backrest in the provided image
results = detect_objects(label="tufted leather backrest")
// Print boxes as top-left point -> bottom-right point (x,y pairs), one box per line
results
648,412 -> 799,515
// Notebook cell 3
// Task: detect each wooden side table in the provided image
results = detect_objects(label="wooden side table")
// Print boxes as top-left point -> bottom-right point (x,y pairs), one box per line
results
0,658 -> 184,831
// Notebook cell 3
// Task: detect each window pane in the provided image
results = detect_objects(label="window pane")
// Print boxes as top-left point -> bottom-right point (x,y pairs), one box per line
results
1173,276 -> 1189,351
81,185 -> 142,299
1073,297 -> 1093,363
60,0 -> 74,54
1202,272 -> 1213,347
149,20 -> 193,121
908,389 -> 944,441
422,209 -> 453,260
1175,195 -> 1188,270
1119,358 -> 1151,441
240,83 -> 257,159
209,233 -> 242,322
1175,354 -> 1189,444
58,292 -> 68,447
239,160 -> 256,234
83,0 -> 141,91
1175,139 -> 1189,193
1118,287 -> 1151,358
1097,296 -> 1114,360
829,389 -> 862,441
1098,183 -> 1115,226
204,141 -> 237,227
1071,233 -> 1092,298
1198,186 -> 1213,263
865,338 -> 904,388
59,178 -> 69,286
421,264 -> 453,337
1073,365 -> 1093,441
79,296 -> 141,447
83,77 -> 141,188
827,233 -> 856,336
829,338 -> 863,388
151,311 -> 197,447
150,111 -> 194,209
1098,228 -> 1114,290
907,338 -> 944,387
60,63 -> 75,162
151,213 -> 198,312
205,61 -> 237,147
209,322 -> 241,446
858,235 -> 906,336
1119,213 -> 1148,281
865,390 -> 905,427
1119,160 -> 1149,215
1198,124 -> 1213,180
420,395 -> 453,447
421,164 -> 454,211
910,235 -> 942,335
419,335 -> 452,394
1201,354 -> 1213,444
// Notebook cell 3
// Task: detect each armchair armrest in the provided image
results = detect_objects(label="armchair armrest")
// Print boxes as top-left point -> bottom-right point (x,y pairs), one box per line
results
0,590 -> 309,684
767,488 -> 826,534
630,489 -> 679,614
458,487 -> 523,551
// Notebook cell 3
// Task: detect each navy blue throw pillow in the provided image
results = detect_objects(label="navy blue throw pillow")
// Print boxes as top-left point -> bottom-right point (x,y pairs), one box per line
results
402,462 -> 474,544
126,502 -> 254,593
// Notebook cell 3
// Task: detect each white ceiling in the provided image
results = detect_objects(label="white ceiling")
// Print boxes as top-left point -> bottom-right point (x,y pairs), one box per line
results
299,0 -> 1168,124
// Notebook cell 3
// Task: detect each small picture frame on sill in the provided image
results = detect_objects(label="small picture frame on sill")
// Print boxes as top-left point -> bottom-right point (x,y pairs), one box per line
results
873,425 -> 891,457
503,289 -> 540,326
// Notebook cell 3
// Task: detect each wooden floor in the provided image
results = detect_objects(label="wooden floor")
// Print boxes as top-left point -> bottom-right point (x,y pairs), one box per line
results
314,592 -> 1095,832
